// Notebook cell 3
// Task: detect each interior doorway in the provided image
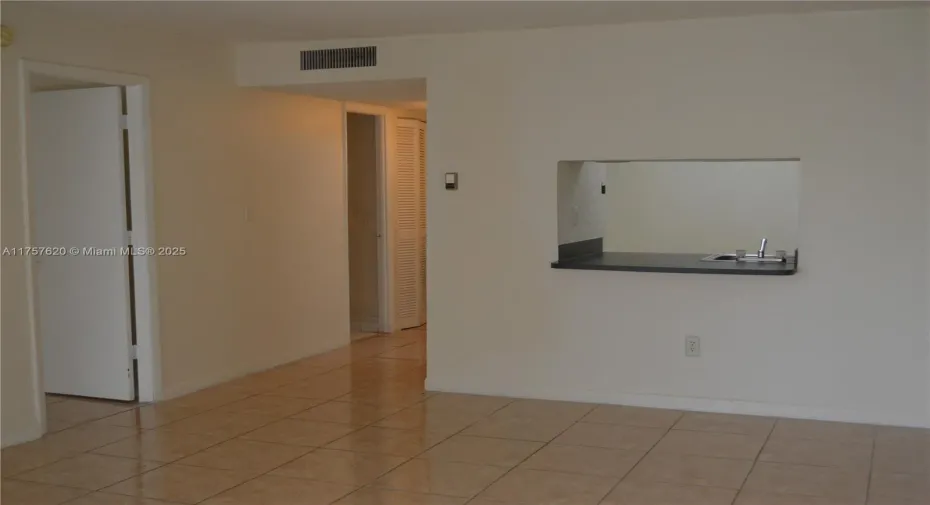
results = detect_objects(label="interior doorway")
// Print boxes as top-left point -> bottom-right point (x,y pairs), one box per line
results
346,112 -> 384,340
19,61 -> 160,434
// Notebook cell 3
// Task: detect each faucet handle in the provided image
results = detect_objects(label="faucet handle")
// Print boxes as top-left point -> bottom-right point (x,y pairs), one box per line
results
758,238 -> 768,258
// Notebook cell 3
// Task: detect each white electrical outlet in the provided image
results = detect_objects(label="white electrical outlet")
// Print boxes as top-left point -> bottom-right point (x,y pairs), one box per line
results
685,336 -> 701,357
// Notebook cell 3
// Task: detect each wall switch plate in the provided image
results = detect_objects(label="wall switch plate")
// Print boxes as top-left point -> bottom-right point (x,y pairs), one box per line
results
685,336 -> 701,357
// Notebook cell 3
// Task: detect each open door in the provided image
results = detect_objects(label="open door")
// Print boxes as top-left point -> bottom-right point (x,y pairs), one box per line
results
29,87 -> 136,401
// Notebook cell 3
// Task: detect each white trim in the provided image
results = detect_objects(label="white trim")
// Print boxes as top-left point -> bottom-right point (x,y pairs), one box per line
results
18,61 -> 161,428
425,379 -> 930,429
344,102 -> 394,333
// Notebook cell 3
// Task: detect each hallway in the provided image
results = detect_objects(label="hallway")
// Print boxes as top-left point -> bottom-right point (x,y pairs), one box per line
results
2,327 -> 928,504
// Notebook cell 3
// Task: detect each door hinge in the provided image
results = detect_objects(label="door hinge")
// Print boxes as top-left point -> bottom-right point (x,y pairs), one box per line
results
130,344 -> 138,360
119,114 -> 129,130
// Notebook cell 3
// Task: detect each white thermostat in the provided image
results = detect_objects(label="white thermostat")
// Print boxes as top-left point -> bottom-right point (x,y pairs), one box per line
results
445,172 -> 458,190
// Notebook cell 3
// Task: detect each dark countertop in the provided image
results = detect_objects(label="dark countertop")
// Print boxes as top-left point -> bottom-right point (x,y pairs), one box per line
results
551,252 -> 797,276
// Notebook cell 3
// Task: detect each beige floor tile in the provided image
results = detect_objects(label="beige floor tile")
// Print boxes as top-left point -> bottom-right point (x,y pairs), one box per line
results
93,430 -> 230,463
46,400 -> 136,427
461,415 -> 575,442
240,419 -> 357,447
270,448 -> 406,484
759,437 -> 872,471
651,430 -> 766,460
867,497 -> 930,505
477,468 -> 617,505
602,481 -> 737,505
518,444 -> 644,478
200,474 -> 356,505
215,395 -> 323,418
268,378 -> 354,400
873,433 -> 930,475
1,440 -> 78,476
375,404 -> 484,434
490,399 -> 594,422
770,419 -> 875,443
102,464 -> 254,504
158,411 -> 278,438
552,422 -> 666,451
421,435 -> 542,467
421,393 -> 513,415
93,405 -> 201,430
334,487 -> 467,505
212,375 -> 293,396
327,427 -> 447,457
14,453 -> 161,490
269,359 -> 341,379
735,490 -> 865,505
374,458 -> 507,498
380,345 -> 426,361
176,439 -> 310,473
625,452 -> 753,489
157,388 -> 249,412
742,462 -> 868,501
67,492 -> 188,504
41,424 -> 140,454
46,395 -> 69,405
673,412 -> 775,436
582,405 -> 683,429
870,472 -> 930,502
876,426 -> 930,445
337,389 -> 430,409
46,417 -> 84,433
292,401 -> 399,426
1,479 -> 88,505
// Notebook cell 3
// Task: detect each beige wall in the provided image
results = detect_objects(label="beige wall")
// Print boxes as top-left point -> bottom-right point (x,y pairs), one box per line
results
1,4 -> 349,445
239,7 -> 930,427
346,113 -> 380,328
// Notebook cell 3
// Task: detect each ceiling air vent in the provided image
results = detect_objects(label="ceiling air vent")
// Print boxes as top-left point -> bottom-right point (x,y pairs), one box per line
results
300,46 -> 377,71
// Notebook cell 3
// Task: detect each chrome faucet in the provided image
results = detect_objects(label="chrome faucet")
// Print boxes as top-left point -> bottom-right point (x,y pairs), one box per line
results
757,238 -> 768,258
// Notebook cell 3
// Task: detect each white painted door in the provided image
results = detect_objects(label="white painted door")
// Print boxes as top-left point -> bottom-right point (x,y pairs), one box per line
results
395,119 -> 423,329
30,87 -> 135,401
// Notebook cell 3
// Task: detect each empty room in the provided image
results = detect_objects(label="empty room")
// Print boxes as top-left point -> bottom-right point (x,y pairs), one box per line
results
1,2 -> 928,505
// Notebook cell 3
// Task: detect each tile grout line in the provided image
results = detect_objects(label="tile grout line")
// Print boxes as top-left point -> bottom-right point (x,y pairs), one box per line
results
61,346 -> 399,502
462,403 -> 598,505
864,431 -> 876,504
95,335 -> 423,505
590,409 -> 684,505
729,417 -> 778,505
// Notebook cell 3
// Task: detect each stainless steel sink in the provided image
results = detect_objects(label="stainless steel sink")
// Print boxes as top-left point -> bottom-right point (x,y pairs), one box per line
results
702,239 -> 790,263
701,253 -> 739,261
701,252 -> 787,263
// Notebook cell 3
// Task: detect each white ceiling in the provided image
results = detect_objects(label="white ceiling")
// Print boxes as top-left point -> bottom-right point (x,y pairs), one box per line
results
14,1 -> 917,43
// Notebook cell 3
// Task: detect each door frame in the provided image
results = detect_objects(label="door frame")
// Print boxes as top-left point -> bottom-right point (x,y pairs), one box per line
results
17,60 -> 161,424
342,102 -> 393,334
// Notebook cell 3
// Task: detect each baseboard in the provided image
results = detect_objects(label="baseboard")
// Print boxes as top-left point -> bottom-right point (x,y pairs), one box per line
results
425,377 -> 930,428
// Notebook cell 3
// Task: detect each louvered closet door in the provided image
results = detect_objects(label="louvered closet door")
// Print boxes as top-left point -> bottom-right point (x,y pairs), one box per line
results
395,120 -> 422,329
417,124 -> 427,326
